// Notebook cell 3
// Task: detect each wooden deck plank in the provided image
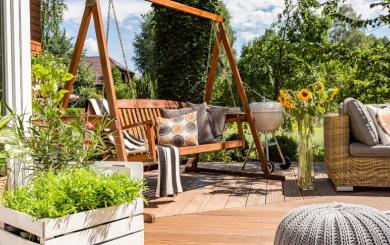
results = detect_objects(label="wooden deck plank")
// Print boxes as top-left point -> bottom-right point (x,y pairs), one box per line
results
282,167 -> 303,202
246,178 -> 267,207
201,177 -> 240,212
225,177 -> 253,209
156,174 -> 215,217
145,231 -> 272,245
265,179 -> 284,204
180,175 -> 228,214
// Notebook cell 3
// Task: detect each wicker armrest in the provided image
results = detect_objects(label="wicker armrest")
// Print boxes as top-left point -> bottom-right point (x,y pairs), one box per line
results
324,113 -> 350,177
324,113 -> 350,156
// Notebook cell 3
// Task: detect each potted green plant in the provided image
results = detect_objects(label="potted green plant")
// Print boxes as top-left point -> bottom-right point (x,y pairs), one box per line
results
0,168 -> 145,244
0,54 -> 146,244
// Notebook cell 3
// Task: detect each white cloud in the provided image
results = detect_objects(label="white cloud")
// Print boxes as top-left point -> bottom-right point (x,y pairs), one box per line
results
63,0 -> 151,23
226,0 -> 284,46
84,38 -> 98,55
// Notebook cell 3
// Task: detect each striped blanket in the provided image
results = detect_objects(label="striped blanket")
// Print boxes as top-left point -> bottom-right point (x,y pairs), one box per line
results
89,99 -> 183,197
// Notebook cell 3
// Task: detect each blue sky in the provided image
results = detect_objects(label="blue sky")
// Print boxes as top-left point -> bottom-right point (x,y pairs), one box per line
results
62,0 -> 389,73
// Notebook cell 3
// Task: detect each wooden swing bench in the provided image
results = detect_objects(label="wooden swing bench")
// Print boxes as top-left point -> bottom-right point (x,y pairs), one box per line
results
63,0 -> 285,181
89,99 -> 252,172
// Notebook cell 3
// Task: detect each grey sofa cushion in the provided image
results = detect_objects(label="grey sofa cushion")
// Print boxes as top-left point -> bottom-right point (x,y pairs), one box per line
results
342,98 -> 379,146
350,142 -> 390,157
161,103 -> 215,144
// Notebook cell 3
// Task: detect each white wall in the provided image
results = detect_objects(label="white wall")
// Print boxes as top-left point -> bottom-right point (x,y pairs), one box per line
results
2,0 -> 33,189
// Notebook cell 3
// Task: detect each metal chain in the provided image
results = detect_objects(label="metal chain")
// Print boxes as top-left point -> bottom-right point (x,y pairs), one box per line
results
188,21 -> 215,96
105,0 -> 112,43
110,0 -> 130,71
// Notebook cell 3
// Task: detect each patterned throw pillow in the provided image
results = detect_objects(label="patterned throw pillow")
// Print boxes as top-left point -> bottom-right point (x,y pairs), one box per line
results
157,111 -> 199,147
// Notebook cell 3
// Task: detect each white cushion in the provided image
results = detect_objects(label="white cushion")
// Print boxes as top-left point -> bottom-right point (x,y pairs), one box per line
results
367,105 -> 390,145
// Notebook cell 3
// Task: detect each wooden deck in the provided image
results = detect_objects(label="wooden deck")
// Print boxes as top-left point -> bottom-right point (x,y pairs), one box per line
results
144,162 -> 390,245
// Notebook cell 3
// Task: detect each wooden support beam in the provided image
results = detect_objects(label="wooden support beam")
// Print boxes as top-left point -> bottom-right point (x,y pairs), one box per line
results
146,0 -> 224,23
62,6 -> 93,109
91,1 -> 127,161
204,30 -> 222,104
218,23 -> 271,176
61,0 -> 127,161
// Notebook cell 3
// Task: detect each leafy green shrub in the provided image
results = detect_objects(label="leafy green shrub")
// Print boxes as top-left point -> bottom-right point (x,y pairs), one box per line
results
268,134 -> 298,162
16,54 -> 109,172
71,62 -> 103,108
200,124 -> 250,162
313,143 -> 324,162
2,168 -> 145,218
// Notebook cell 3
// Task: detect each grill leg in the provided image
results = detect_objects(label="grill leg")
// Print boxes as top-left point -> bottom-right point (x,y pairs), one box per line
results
242,141 -> 255,170
273,132 -> 286,165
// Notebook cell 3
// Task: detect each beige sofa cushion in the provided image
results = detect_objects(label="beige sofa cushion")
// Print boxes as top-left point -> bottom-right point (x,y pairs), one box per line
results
367,105 -> 390,145
350,143 -> 390,157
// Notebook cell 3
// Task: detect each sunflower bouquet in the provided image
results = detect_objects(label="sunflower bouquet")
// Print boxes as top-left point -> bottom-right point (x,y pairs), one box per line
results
278,81 -> 339,190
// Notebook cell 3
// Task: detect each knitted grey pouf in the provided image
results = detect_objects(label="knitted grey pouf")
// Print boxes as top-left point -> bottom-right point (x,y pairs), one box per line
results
275,203 -> 390,245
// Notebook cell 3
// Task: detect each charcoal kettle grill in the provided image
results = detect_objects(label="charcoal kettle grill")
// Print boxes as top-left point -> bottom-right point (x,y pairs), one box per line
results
243,101 -> 291,172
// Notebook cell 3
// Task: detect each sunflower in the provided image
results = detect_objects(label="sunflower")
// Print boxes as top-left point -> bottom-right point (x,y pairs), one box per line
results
298,89 -> 312,102
278,90 -> 288,103
283,100 -> 295,109
312,81 -> 325,93
329,87 -> 340,99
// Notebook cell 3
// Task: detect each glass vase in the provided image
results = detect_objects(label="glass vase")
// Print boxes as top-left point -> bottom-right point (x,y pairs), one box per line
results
297,115 -> 315,190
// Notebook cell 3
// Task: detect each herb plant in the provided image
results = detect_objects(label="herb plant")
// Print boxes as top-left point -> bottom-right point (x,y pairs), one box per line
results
2,168 -> 146,219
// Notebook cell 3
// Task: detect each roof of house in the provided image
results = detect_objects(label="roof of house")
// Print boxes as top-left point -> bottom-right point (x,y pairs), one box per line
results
83,56 -> 135,86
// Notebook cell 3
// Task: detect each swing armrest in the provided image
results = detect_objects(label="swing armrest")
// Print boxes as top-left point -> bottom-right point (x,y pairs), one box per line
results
226,114 -> 247,123
122,120 -> 157,161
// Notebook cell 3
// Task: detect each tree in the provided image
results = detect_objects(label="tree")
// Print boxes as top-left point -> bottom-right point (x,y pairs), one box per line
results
40,0 -> 68,52
239,0 -> 332,100
324,0 -> 390,28
238,0 -> 389,104
70,62 -> 103,108
133,12 -> 157,80
133,0 -> 235,103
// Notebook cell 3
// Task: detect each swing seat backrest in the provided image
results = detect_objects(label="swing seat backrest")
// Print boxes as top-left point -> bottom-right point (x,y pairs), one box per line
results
116,99 -> 189,140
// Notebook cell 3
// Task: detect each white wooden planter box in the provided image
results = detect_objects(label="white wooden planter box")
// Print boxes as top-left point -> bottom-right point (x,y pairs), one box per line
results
0,162 -> 145,245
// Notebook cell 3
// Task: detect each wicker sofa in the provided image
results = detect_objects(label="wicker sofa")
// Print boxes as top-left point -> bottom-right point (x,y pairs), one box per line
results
324,113 -> 390,191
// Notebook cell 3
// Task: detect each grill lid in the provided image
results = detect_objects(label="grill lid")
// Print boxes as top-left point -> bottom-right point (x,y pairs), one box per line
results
250,102 -> 282,113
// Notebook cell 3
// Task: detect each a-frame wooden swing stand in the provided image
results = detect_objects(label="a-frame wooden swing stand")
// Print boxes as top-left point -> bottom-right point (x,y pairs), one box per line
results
62,0 -> 285,182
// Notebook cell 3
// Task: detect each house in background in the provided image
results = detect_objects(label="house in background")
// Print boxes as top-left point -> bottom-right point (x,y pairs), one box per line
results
84,56 -> 135,87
